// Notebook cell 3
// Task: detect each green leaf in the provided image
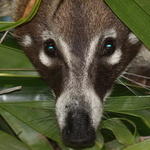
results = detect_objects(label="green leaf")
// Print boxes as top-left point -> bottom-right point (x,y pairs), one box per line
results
104,0 -> 150,49
135,0 -> 150,15
123,139 -> 150,150
0,130 -> 30,150
0,45 -> 37,76
101,118 -> 135,146
0,76 -> 51,102
105,96 -> 150,111
105,140 -> 125,150
0,0 -> 42,32
116,109 -> 150,128
0,32 -> 22,51
0,75 -> 150,149
0,107 -> 54,150
0,103 -> 61,143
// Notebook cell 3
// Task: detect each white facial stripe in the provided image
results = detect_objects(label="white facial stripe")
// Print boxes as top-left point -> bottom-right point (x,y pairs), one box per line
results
104,28 -> 117,38
22,35 -> 32,47
59,38 -> 73,67
86,36 -> 99,69
128,33 -> 139,44
56,36 -> 104,130
85,88 -> 103,128
107,49 -> 122,65
39,50 -> 53,67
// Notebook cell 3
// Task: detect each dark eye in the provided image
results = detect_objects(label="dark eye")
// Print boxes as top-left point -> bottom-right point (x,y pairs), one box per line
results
101,38 -> 116,56
44,39 -> 58,57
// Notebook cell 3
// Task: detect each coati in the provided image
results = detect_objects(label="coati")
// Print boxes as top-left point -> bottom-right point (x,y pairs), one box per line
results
0,0 -> 150,147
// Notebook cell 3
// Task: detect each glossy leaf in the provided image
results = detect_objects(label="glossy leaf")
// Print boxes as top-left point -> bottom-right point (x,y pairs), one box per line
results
101,118 -> 135,146
104,0 -> 150,49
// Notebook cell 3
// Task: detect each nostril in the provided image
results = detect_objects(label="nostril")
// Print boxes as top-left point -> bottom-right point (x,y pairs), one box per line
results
62,110 -> 96,147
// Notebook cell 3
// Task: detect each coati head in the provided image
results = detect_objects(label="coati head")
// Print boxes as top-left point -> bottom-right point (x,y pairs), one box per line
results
14,0 -> 142,147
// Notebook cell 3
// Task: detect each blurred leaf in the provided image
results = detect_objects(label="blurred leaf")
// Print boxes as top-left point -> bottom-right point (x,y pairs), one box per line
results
105,140 -> 124,150
0,130 -> 30,150
123,139 -> 150,150
104,0 -> 150,49
0,115 -> 16,137
101,118 -> 135,146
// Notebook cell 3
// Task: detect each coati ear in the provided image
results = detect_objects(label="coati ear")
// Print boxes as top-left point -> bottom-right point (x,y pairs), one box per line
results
14,0 -> 64,21
13,0 -> 29,21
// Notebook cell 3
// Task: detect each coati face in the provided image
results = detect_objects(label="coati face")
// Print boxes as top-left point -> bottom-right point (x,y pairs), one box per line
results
14,0 -> 142,147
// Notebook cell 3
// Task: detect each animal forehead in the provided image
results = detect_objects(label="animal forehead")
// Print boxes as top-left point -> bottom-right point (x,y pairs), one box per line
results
50,0 -> 117,37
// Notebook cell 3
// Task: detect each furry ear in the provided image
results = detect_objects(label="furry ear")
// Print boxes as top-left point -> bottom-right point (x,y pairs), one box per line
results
13,0 -> 29,21
13,0 -> 63,21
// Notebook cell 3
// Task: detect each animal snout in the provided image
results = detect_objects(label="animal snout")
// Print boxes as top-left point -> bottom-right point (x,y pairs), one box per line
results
62,109 -> 96,147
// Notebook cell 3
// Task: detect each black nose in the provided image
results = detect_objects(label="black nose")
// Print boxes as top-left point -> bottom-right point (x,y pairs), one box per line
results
62,110 -> 96,147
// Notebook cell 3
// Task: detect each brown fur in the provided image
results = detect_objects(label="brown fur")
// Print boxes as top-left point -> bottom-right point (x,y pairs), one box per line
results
13,0 -> 146,147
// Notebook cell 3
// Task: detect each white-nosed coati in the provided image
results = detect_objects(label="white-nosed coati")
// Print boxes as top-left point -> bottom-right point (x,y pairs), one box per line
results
1,0 -> 150,148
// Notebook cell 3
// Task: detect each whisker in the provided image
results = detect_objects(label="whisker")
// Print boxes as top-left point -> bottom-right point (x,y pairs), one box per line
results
122,75 -> 150,91
117,78 -> 150,106
117,79 -> 141,97
124,72 -> 150,80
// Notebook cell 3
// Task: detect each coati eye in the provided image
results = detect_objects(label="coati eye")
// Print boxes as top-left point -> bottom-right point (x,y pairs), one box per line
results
44,39 -> 58,57
101,38 -> 116,56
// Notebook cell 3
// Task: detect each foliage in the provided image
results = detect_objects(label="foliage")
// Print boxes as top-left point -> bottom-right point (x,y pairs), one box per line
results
0,0 -> 150,149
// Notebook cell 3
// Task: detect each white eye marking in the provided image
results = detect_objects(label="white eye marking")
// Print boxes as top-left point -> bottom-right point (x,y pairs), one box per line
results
107,49 -> 122,65
22,35 -> 32,47
39,50 -> 53,67
59,37 -> 73,67
128,33 -> 139,44
86,36 -> 99,69
104,28 -> 117,38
